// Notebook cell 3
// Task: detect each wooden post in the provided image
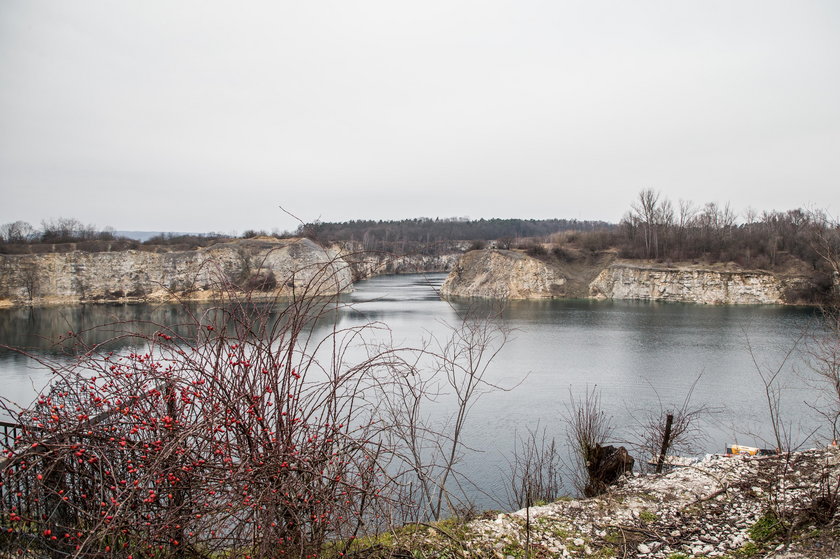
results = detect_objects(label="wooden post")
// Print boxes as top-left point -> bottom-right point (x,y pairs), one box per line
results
655,414 -> 674,474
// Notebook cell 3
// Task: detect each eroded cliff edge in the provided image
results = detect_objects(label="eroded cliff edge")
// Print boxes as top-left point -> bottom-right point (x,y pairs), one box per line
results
440,249 -> 611,299
0,237 -> 353,307
589,262 -> 810,305
441,249 -> 816,304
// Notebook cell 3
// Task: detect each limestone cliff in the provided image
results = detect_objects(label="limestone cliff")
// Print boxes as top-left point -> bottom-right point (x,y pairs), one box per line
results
0,237 -> 352,307
441,249 -> 812,305
589,263 -> 809,305
440,249 -> 568,299
334,241 -> 467,281
345,252 -> 461,281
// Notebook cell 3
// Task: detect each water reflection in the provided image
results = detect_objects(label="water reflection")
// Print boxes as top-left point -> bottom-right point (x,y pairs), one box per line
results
0,273 -> 825,508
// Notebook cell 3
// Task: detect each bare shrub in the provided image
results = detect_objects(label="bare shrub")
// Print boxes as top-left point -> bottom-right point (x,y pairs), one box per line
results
631,374 -> 711,473
565,386 -> 619,496
746,329 -> 811,451
551,246 -> 573,261
0,265 -> 406,557
0,257 -> 511,556
243,270 -> 278,292
381,309 -> 511,522
526,246 -> 547,259
506,425 -> 562,510
805,304 -> 840,442
503,425 -> 562,559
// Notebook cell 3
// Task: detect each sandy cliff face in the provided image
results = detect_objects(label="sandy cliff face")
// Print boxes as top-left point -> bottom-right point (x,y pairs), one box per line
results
589,263 -> 808,304
440,250 -> 567,299
0,237 -> 352,307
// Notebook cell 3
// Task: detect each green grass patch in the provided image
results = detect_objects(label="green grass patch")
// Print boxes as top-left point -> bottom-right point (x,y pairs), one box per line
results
749,512 -> 784,544
639,509 -> 657,524
729,541 -> 760,558
603,528 -> 623,546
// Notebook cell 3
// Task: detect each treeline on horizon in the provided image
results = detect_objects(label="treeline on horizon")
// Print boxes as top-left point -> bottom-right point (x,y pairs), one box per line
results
609,189 -> 837,273
0,216 -> 614,254
295,192 -> 838,274
295,216 -> 613,246
0,217 -> 227,254
2,192 -> 838,283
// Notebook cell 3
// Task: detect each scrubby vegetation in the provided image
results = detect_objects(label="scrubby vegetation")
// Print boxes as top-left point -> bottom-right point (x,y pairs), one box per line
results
293,217 -> 612,251
0,218 -> 232,254
4,192 -> 838,283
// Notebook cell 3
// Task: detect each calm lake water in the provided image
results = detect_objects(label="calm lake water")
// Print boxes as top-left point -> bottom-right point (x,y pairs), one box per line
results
0,273 -> 828,509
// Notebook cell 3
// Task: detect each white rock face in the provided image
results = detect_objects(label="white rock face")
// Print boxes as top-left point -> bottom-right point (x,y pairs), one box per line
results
0,238 -> 353,306
439,251 -> 811,304
344,251 -> 461,280
588,263 -> 806,304
440,249 -> 567,299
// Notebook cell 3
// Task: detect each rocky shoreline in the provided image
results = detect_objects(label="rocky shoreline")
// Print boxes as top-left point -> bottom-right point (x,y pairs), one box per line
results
441,249 -> 817,305
0,241 -> 827,308
0,237 -> 354,307
390,447 -> 840,559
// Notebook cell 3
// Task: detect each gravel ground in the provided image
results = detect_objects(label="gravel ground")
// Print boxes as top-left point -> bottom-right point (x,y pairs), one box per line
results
462,446 -> 840,559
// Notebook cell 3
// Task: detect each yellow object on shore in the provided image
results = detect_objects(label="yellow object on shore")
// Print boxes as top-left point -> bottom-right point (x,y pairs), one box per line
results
726,444 -> 777,456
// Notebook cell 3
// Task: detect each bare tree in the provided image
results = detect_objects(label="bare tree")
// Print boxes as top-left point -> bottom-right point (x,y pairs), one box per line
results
19,260 -> 40,304
746,329 -> 810,452
809,211 -> 840,280
630,189 -> 661,259
631,374 -> 711,473
804,212 -> 840,440
382,309 -> 511,521
0,220 -> 36,243
676,199 -> 698,259
40,217 -> 89,243
805,309 -> 840,441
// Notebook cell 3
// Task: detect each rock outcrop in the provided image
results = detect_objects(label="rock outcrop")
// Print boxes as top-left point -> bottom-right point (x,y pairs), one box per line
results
343,251 -> 462,281
335,240 -> 468,281
589,263 -> 809,305
0,237 -> 353,307
440,250 -> 567,299
441,249 -> 812,305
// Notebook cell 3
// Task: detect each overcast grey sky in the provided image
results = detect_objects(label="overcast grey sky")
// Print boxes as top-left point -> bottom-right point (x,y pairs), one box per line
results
1,1 -> 838,234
